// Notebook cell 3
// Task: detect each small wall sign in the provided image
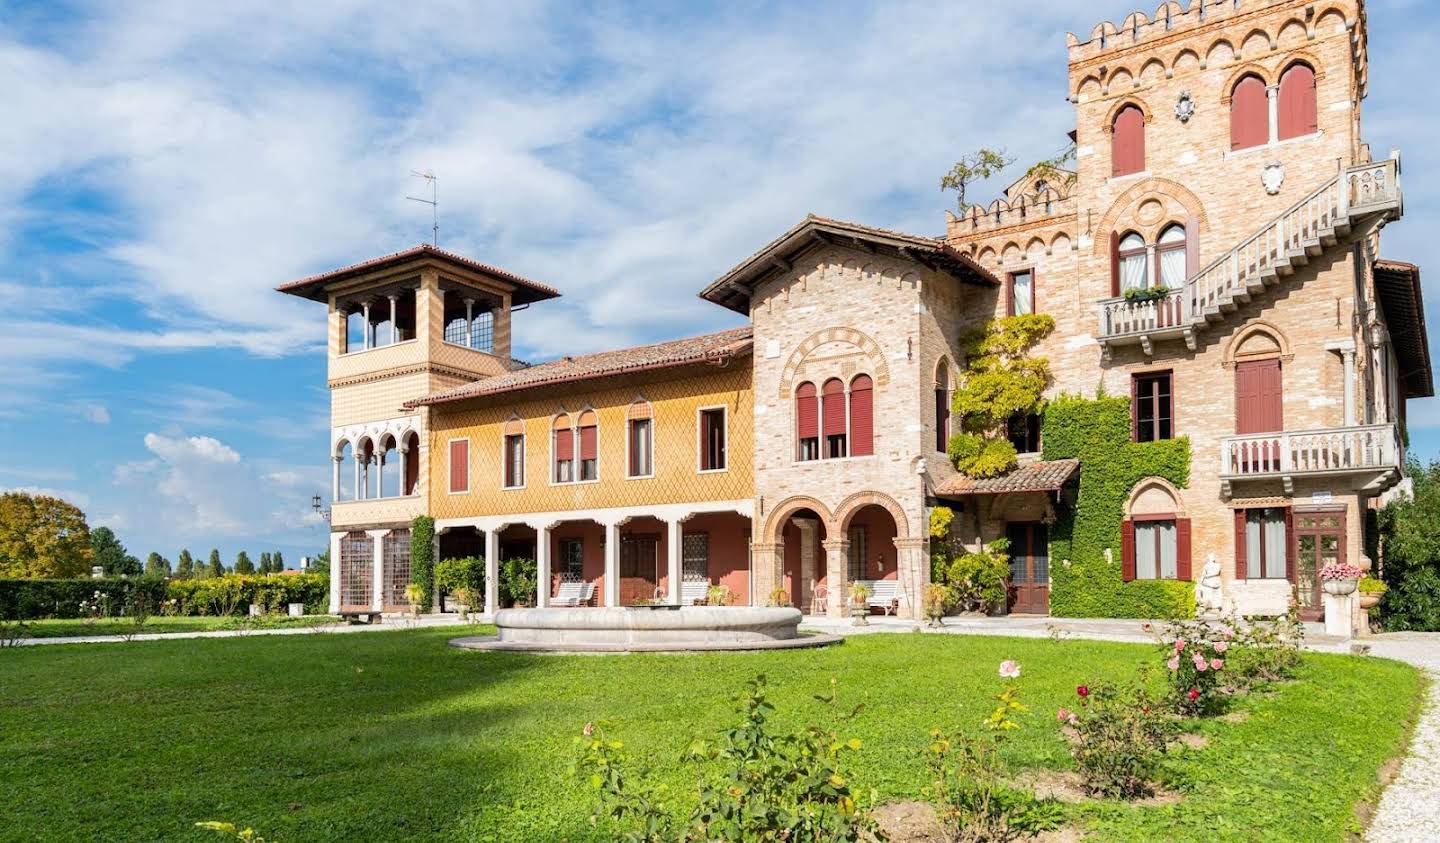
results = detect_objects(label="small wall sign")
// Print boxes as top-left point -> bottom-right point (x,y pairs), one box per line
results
1312,490 -> 1333,504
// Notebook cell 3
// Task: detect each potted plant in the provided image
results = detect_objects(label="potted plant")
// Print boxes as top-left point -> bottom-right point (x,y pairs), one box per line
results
1122,285 -> 1175,304
1319,562 -> 1364,596
923,582 -> 954,628
849,582 -> 873,626
1358,576 -> 1388,610
705,584 -> 735,606
767,587 -> 791,608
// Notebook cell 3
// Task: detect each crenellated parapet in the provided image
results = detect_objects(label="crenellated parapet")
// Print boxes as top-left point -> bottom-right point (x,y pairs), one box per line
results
1067,1 -> 1365,103
945,187 -> 1077,242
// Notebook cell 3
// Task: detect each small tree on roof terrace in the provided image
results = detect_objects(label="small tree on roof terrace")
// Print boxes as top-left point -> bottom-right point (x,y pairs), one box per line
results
948,313 -> 1055,478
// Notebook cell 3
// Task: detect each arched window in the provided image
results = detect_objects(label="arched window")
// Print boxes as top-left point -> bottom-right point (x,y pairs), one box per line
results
934,363 -> 950,453
796,382 -> 819,461
379,435 -> 398,499
552,414 -> 574,483
335,440 -> 353,501
1156,224 -> 1187,289
849,374 -> 874,457
1117,231 -> 1149,293
627,401 -> 653,478
502,419 -> 524,489
822,378 -> 847,458
357,438 -> 376,500
577,410 -> 598,481
1230,73 -> 1268,150
1121,480 -> 1192,583
1277,63 -> 1317,140
402,432 -> 420,496
1111,104 -> 1146,177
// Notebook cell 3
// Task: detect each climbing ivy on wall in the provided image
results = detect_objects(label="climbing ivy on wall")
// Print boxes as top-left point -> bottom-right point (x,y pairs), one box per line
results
948,314 -> 1056,478
410,515 -> 435,613
1042,394 -> 1195,619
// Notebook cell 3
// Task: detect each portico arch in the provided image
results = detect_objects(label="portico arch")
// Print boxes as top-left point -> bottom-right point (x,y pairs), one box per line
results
834,490 -> 911,538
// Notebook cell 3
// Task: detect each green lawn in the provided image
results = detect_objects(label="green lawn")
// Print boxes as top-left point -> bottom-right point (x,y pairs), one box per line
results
15,614 -> 341,638
0,627 -> 1421,842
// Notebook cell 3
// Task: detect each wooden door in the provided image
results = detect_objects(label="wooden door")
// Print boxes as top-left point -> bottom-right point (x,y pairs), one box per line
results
619,535 -> 659,605
1293,509 -> 1344,621
1005,523 -> 1050,615
1236,359 -> 1284,472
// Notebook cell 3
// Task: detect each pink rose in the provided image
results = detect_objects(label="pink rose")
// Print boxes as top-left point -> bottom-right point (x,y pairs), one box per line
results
1195,660 -> 1208,672
999,660 -> 1021,679
1174,638 -> 1186,651
1166,656 -> 1180,671
1214,641 -> 1228,653
1210,658 -> 1224,670
1056,707 -> 1071,723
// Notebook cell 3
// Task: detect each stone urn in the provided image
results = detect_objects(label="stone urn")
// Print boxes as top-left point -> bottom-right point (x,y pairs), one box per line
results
1322,579 -> 1358,597
1359,590 -> 1384,610
850,601 -> 870,627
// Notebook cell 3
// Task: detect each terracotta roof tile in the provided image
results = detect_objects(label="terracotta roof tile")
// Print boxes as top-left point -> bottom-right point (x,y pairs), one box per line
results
934,458 -> 1080,497
405,327 -> 753,407
275,243 -> 561,305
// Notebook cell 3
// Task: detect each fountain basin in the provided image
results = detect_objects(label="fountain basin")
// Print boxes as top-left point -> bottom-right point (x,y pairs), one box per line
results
449,605 -> 841,653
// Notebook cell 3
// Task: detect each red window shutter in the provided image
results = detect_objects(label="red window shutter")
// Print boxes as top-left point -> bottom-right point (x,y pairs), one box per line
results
1030,268 -> 1038,314
822,379 -> 846,436
449,440 -> 468,492
628,422 -> 641,476
1176,518 -> 1192,581
1121,519 -> 1137,582
1129,374 -> 1139,441
1112,105 -> 1145,177
1005,274 -> 1015,316
1230,75 -> 1268,150
1284,507 -> 1297,582
1234,509 -> 1247,580
796,383 -> 818,438
504,437 -> 515,487
1278,64 -> 1317,140
579,424 -> 597,461
1184,217 -> 1200,278
699,411 -> 713,470
1110,230 -> 1121,297
555,427 -> 574,461
849,375 -> 874,457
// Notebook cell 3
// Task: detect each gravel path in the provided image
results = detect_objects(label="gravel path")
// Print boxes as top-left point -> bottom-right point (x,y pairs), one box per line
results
1365,633 -> 1440,843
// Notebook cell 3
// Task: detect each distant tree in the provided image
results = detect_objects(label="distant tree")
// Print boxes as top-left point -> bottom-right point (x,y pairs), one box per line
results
145,552 -> 172,577
309,549 -> 329,579
207,549 -> 225,578
258,551 -> 273,575
92,526 -> 141,577
940,147 -> 1015,213
1379,459 -> 1440,630
175,549 -> 195,579
273,551 -> 286,573
234,551 -> 255,575
0,491 -> 92,578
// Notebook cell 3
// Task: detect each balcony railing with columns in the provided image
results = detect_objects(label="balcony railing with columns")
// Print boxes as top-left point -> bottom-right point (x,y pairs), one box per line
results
1219,423 -> 1402,496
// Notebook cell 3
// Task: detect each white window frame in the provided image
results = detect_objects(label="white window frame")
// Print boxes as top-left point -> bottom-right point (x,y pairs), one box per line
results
500,422 -> 526,491
696,405 -> 729,474
446,437 -> 470,495
549,412 -> 576,486
574,406 -> 600,485
626,399 -> 656,481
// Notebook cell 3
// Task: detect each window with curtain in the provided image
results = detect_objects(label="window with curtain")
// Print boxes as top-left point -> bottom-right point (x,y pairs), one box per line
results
700,408 -> 727,471
577,411 -> 598,481
628,418 -> 653,477
1135,519 -> 1178,579
1119,232 -> 1148,293
503,433 -> 525,488
1009,269 -> 1034,315
553,416 -> 574,483
1156,224 -> 1187,289
796,382 -> 819,461
1245,508 -> 1289,579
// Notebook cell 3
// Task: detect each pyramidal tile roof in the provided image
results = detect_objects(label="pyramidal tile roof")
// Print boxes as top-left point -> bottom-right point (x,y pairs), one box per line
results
934,458 -> 1080,497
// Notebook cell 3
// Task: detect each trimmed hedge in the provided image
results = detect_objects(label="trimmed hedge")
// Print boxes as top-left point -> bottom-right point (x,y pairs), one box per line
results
0,574 -> 328,620
411,516 -> 436,613
1042,394 -> 1195,619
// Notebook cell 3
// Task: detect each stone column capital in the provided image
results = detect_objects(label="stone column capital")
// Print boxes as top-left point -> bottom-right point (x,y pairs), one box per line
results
821,538 -> 851,553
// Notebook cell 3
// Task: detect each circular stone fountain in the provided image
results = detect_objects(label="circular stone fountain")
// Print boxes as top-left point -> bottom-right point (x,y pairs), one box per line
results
449,605 -> 841,654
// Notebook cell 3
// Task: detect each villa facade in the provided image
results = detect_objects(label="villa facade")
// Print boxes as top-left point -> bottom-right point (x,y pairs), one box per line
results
279,0 -> 1429,628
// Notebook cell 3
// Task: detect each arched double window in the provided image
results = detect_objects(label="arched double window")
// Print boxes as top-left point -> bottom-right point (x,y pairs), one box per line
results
552,413 -> 574,483
1230,63 -> 1318,150
577,410 -> 598,481
1110,223 -> 1194,295
1111,104 -> 1146,177
1277,63 -> 1317,141
795,375 -> 874,461
1230,73 -> 1268,150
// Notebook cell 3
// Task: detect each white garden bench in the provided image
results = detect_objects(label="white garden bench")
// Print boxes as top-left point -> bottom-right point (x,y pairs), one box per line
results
552,581 -> 595,607
852,579 -> 901,615
680,579 -> 710,605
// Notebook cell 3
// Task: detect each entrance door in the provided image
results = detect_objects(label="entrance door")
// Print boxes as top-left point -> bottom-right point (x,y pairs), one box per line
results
1236,359 -> 1284,471
1006,522 -> 1050,615
1293,509 -> 1344,621
619,535 -> 659,605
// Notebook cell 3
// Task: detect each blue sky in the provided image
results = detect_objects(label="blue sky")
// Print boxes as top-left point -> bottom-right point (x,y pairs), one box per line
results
2,0 -> 1437,564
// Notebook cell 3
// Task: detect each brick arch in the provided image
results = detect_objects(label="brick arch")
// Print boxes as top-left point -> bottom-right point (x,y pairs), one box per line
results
776,326 -> 891,399
1220,63 -> 1275,104
1238,27 -> 1276,59
763,496 -> 835,543
1222,319 -> 1295,368
1126,476 -> 1187,518
833,490 -> 911,539
1101,97 -> 1153,133
1093,178 -> 1210,255
1278,51 -> 1327,83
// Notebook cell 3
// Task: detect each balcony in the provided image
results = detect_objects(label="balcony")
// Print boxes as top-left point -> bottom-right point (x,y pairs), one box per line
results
1096,291 -> 1194,356
1219,424 -> 1402,497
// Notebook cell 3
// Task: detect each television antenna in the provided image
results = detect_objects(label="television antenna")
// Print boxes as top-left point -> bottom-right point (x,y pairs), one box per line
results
407,169 -> 438,246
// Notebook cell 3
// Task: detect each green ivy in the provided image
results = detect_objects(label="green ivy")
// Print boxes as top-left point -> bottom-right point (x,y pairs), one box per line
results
409,516 -> 435,613
1042,394 -> 1195,619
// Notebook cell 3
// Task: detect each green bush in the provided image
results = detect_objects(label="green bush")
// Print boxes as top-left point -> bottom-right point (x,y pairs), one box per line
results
1042,394 -> 1194,618
410,516 -> 435,614
944,540 -> 1009,613
500,558 -> 538,607
0,577 -> 169,620
1377,459 -> 1440,630
1059,680 -> 1176,798
436,556 -> 485,608
166,574 -> 328,617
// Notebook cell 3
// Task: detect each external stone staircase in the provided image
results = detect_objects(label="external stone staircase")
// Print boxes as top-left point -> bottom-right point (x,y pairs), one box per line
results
1097,156 -> 1404,359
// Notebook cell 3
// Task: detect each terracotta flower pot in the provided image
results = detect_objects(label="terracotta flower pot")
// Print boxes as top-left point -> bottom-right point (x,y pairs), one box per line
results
1359,591 -> 1383,609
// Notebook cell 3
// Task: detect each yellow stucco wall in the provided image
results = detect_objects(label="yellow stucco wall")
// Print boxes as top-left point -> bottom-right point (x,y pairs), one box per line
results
428,364 -> 753,518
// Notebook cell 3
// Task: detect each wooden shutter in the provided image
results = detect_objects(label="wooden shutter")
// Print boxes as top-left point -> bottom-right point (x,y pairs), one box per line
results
1184,217 -> 1199,279
555,426 -> 574,461
849,375 -> 874,457
822,379 -> 846,436
1110,230 -> 1121,296
1112,105 -> 1144,177
1005,273 -> 1014,316
1236,359 -> 1284,435
699,411 -> 713,470
1129,374 -> 1140,441
796,383 -> 818,438
1176,518 -> 1192,581
1284,507 -> 1297,582
628,422 -> 642,476
1234,509 -> 1248,580
1030,268 -> 1037,314
1121,519 -> 1137,582
579,424 -> 597,461
449,440 -> 468,492
1230,75 -> 1268,150
1278,64 -> 1317,140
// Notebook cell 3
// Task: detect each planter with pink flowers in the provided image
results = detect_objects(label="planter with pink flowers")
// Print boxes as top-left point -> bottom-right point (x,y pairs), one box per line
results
1319,562 -> 1364,596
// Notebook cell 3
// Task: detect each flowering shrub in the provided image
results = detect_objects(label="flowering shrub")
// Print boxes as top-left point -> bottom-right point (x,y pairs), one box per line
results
1319,562 -> 1365,581
944,540 -> 1010,613
1225,604 -> 1305,687
923,583 -> 954,624
1059,681 -> 1176,798
576,675 -> 879,842
1155,619 -> 1232,715
767,587 -> 791,607
924,661 -> 1064,842
705,584 -> 735,606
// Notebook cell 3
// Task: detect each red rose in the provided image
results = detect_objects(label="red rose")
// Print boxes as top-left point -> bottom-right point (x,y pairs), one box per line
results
1076,685 -> 1089,697
1188,688 -> 1200,701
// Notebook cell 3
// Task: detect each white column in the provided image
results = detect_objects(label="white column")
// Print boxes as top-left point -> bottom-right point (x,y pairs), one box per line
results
464,298 -> 475,349
485,528 -> 500,616
604,521 -> 621,607
388,294 -> 399,345
328,531 -> 343,614
353,453 -> 363,501
368,530 -> 387,613
536,525 -> 551,608
1372,342 -> 1389,423
1267,85 -> 1280,146
1343,349 -> 1357,427
361,301 -> 372,350
332,455 -> 343,501
667,518 -> 683,604
376,452 -> 386,499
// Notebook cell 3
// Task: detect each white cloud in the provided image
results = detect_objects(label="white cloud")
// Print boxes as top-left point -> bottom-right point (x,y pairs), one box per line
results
81,404 -> 111,424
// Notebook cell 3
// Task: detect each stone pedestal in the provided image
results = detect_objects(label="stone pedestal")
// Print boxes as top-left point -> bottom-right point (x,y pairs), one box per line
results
1324,591 -> 1358,638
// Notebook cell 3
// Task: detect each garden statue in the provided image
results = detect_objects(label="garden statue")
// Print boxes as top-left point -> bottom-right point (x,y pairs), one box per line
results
1195,553 -> 1225,616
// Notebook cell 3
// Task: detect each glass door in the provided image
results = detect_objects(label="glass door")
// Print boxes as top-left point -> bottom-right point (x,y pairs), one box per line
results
1293,510 -> 1344,621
